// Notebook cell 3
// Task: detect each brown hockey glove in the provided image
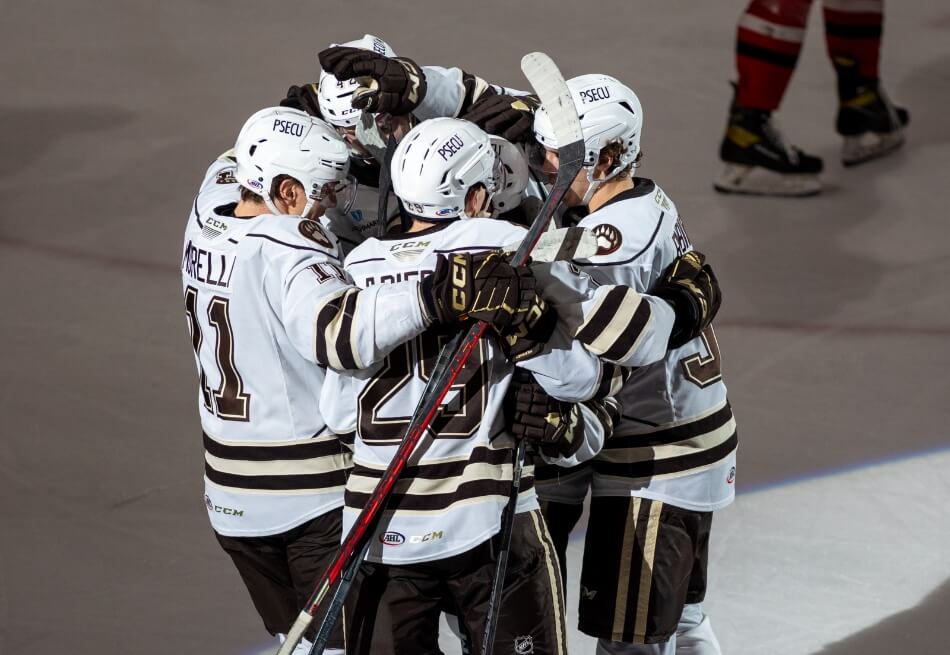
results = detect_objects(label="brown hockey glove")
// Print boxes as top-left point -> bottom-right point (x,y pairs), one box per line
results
279,83 -> 322,117
650,250 -> 722,349
495,292 -> 558,363
505,370 -> 583,458
420,251 -> 538,331
460,92 -> 540,143
318,46 -> 426,115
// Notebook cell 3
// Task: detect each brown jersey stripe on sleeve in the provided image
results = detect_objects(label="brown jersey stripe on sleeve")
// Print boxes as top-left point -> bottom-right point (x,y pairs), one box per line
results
315,288 -> 360,370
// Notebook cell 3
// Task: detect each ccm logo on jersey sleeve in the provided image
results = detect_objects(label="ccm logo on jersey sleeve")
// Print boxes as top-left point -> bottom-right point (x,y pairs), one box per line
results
438,134 -> 465,161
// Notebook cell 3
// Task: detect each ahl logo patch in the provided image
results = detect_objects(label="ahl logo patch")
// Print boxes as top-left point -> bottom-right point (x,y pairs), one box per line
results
727,466 -> 736,484
592,223 -> 623,256
380,531 -> 405,546
204,494 -> 214,511
514,635 -> 534,654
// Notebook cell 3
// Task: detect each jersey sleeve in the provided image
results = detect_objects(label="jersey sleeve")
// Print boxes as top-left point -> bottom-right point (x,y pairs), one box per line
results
415,65 -> 530,121
516,321 -> 603,402
535,261 -> 675,368
537,397 -> 618,468
257,219 -> 431,370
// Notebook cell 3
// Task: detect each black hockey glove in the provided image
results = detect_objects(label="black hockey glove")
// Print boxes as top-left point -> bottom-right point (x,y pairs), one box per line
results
651,250 -> 722,349
420,251 -> 538,332
460,92 -> 540,143
279,83 -> 322,117
495,291 -> 558,363
505,370 -> 583,458
318,46 -> 427,115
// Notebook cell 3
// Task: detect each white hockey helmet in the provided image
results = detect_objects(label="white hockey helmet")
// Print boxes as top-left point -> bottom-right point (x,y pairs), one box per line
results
391,117 -> 499,221
234,107 -> 353,217
533,74 -> 643,174
490,136 -> 530,214
318,34 -> 396,129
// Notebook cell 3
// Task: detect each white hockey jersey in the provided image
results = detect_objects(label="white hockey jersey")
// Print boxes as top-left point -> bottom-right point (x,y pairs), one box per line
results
571,179 -> 738,511
320,218 -> 660,565
181,157 -> 430,536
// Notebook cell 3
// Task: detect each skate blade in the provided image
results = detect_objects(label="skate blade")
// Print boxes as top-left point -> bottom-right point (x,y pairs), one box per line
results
842,129 -> 905,167
713,164 -> 822,197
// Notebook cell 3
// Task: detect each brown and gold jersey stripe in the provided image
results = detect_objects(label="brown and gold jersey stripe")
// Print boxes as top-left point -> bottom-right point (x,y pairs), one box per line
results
315,287 -> 362,370
575,286 -> 653,364
203,431 -> 352,493
345,445 -> 535,513
594,402 -> 737,480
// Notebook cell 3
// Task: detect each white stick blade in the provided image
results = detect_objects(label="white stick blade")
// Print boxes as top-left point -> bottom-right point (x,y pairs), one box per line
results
520,52 -> 583,144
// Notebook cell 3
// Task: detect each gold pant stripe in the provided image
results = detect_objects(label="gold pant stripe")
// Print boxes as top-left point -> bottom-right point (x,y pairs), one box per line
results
612,497 -> 641,637
633,500 -> 663,642
530,510 -> 567,655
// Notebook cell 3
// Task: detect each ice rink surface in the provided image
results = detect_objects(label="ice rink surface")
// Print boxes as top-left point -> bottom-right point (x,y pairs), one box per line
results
1,1 -> 947,653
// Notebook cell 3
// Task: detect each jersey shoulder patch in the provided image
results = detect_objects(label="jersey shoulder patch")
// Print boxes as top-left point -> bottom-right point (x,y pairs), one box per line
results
576,195 -> 670,266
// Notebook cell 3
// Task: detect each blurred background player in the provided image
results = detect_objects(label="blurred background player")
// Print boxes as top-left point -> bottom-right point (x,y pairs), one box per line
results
531,75 -> 731,655
715,0 -> 909,197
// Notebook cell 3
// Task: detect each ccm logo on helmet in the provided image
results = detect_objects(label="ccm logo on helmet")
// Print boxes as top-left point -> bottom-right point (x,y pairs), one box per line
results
272,119 -> 305,136
579,86 -> 611,104
438,134 -> 465,161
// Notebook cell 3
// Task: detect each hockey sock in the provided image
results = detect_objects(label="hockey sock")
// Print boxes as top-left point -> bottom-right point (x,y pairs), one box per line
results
674,604 -> 722,655
734,0 -> 815,111
823,0 -> 884,95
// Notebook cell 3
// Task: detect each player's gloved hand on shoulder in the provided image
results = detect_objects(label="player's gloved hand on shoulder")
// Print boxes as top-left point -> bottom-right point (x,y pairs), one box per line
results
420,251 -> 539,332
461,92 -> 540,143
650,250 -> 722,349
505,369 -> 583,458
280,83 -> 321,117
318,46 -> 427,115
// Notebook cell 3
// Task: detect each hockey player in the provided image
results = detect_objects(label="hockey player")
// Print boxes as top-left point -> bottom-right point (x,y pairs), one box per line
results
181,107 -> 535,654
530,75 -> 734,655
715,0 -> 909,196
318,117 -> 696,655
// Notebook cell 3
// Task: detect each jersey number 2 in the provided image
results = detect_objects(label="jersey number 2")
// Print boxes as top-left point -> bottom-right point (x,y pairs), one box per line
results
184,286 -> 251,421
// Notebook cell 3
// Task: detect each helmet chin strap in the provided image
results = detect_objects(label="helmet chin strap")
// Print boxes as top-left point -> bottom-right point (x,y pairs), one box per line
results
580,163 -> 624,206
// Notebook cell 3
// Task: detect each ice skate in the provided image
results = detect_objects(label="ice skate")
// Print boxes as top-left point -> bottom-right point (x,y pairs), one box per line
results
714,106 -> 823,197
837,84 -> 909,167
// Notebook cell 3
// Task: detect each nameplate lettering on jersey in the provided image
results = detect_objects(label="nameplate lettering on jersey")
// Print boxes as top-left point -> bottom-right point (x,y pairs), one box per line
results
273,119 -> 305,137
182,239 -> 235,288
364,269 -> 433,286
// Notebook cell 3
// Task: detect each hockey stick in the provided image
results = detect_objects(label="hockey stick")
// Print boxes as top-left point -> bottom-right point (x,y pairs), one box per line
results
501,225 -> 597,263
279,51 -> 584,655
376,134 -> 397,238
479,436 -> 527,655
306,339 -> 461,655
